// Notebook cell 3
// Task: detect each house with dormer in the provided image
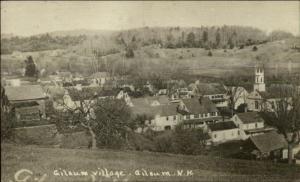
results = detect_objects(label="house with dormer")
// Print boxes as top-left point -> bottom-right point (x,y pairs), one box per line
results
177,97 -> 221,129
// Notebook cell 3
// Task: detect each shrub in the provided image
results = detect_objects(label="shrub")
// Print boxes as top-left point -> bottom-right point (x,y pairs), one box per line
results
239,45 -> 244,49
172,125 -> 208,155
125,48 -> 134,58
154,131 -> 174,153
208,51 -> 213,57
1,110 -> 15,141
252,46 -> 258,51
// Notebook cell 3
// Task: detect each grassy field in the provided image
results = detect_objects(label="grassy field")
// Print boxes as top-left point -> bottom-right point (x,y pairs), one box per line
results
1,143 -> 300,182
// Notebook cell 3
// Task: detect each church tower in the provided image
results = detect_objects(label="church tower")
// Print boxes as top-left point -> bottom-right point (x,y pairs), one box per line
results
253,64 -> 266,92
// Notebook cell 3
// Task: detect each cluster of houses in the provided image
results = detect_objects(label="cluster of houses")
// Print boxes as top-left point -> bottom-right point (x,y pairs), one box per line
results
2,65 -> 300,162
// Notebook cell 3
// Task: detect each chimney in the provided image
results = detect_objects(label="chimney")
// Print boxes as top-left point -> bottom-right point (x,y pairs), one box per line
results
199,96 -> 203,104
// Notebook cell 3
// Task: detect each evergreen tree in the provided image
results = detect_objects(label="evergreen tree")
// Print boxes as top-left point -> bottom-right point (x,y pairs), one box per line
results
24,56 -> 37,77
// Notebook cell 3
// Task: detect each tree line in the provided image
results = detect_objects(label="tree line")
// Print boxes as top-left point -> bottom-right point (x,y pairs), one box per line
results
1,26 -> 295,55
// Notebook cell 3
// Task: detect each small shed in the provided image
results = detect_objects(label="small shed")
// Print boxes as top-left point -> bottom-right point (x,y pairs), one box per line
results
248,131 -> 288,160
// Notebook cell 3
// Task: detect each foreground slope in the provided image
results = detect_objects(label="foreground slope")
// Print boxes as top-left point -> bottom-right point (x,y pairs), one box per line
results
1,143 -> 300,182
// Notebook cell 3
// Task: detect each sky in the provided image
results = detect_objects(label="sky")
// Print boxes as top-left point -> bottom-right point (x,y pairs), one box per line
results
1,1 -> 299,37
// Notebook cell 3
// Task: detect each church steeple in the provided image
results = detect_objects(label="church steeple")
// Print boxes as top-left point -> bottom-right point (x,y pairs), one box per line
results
254,64 -> 266,92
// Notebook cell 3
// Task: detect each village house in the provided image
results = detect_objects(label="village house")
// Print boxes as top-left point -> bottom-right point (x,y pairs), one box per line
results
232,112 -> 275,140
177,97 -> 221,129
196,82 -> 229,108
207,121 -> 240,144
130,100 -> 179,131
57,71 -> 73,82
90,72 -> 111,87
5,85 -> 48,122
245,131 -> 288,160
60,87 -> 131,110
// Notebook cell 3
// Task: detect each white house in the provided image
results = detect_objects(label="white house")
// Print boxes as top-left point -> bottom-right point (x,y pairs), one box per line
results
196,82 -> 229,108
207,121 -> 240,144
232,112 -> 274,140
90,72 -> 111,87
150,104 -> 180,131
130,99 -> 179,131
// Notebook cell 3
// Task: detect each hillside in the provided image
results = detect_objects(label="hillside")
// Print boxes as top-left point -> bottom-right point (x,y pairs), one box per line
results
1,143 -> 300,182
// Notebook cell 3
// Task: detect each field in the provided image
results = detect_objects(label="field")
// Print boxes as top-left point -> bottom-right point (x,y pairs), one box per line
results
1,143 -> 300,182
1,38 -> 300,79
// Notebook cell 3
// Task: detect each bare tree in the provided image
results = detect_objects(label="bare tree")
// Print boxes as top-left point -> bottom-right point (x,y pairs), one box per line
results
227,86 -> 248,116
261,85 -> 300,164
57,88 -> 133,150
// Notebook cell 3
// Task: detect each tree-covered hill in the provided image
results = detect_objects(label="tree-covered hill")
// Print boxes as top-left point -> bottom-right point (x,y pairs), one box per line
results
1,26 -> 295,55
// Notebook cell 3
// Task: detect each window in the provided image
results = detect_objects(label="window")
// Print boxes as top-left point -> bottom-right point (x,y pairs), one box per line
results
194,114 -> 199,118
271,101 -> 275,109
186,115 -> 190,119
211,112 -> 215,116
255,123 -> 258,128
214,134 -> 217,138
238,130 -> 240,135
204,113 -> 207,118
164,126 -> 171,130
166,116 -> 169,121
173,116 -> 176,120
255,101 -> 259,109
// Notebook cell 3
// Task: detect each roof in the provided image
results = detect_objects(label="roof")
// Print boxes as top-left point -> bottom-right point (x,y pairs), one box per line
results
67,87 -> 121,101
57,71 -> 72,78
236,112 -> 264,124
5,85 -> 47,101
208,121 -> 237,131
131,96 -> 169,107
250,131 -> 288,153
181,97 -> 218,114
131,104 -> 178,117
159,104 -> 178,117
197,83 -> 227,95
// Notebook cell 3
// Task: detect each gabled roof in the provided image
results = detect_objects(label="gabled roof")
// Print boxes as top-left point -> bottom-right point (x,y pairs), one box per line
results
181,97 -> 218,114
250,131 -> 288,153
131,103 -> 177,117
236,112 -> 264,124
67,87 -> 121,101
131,95 -> 169,107
5,85 -> 47,101
158,104 -> 178,117
208,121 -> 237,131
